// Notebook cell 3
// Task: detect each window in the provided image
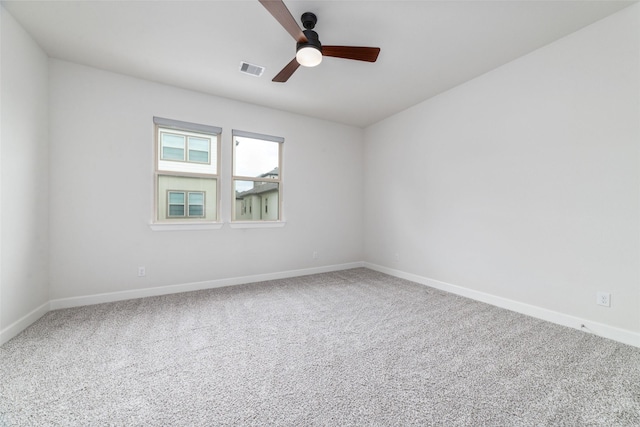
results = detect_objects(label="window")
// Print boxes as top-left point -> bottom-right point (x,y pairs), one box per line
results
232,130 -> 283,221
167,191 -> 205,218
160,131 -> 210,163
154,117 -> 220,223
168,191 -> 186,216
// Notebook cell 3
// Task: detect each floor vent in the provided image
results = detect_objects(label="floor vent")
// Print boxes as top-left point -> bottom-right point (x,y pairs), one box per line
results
239,61 -> 265,77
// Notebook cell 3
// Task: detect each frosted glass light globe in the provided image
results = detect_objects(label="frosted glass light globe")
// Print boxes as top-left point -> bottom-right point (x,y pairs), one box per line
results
296,46 -> 322,67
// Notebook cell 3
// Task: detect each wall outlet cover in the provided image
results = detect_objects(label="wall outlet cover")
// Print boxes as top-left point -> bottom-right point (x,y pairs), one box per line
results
596,291 -> 611,307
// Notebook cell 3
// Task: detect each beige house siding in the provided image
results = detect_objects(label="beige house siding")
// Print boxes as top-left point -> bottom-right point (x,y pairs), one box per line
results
157,175 -> 217,221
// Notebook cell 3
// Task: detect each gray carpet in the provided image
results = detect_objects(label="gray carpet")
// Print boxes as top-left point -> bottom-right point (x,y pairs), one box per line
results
1,268 -> 639,426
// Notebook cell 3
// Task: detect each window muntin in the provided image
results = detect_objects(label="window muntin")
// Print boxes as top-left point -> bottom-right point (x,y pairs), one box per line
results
232,130 -> 283,222
154,117 -> 220,223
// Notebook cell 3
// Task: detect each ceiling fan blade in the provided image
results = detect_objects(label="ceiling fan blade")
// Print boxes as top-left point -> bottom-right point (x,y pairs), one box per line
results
322,46 -> 381,62
272,58 -> 300,82
259,0 -> 307,43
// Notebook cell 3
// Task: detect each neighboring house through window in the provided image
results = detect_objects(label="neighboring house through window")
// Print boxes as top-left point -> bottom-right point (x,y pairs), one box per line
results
154,117 -> 221,222
232,130 -> 283,221
167,191 -> 205,218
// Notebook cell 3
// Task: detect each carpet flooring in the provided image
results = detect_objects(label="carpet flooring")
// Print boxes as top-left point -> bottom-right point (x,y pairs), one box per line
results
1,268 -> 639,426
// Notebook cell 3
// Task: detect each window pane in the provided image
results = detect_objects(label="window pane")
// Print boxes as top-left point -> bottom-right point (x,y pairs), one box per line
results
155,120 -> 220,224
168,192 -> 185,204
161,133 -> 186,161
234,180 -> 279,221
188,137 -> 209,152
234,137 -> 279,178
188,150 -> 209,163
163,147 -> 185,161
188,205 -> 204,217
188,192 -> 204,205
188,137 -> 210,163
162,133 -> 185,148
168,205 -> 185,216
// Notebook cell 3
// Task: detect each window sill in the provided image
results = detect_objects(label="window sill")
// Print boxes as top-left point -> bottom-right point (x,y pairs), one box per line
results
149,222 -> 224,231
229,221 -> 286,229
148,221 -> 286,231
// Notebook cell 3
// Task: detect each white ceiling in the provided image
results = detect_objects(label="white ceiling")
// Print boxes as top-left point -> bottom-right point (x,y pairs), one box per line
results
2,0 -> 635,127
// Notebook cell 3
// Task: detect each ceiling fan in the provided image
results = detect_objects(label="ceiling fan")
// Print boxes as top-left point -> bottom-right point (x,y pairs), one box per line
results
258,0 -> 381,83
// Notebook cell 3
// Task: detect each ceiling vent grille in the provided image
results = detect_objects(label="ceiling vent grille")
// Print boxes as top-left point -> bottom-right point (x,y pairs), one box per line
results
239,61 -> 265,77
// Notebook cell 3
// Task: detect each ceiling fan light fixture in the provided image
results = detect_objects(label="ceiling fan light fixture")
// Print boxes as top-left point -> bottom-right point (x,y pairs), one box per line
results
259,4 -> 380,82
296,45 -> 322,67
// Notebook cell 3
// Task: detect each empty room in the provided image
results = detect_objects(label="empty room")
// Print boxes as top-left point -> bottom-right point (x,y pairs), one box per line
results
1,0 -> 639,425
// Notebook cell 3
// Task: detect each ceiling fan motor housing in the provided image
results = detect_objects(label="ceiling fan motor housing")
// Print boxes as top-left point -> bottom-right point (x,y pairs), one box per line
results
298,12 -> 321,54
297,29 -> 322,53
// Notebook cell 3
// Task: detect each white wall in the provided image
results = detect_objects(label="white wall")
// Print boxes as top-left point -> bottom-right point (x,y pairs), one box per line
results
0,6 -> 50,336
3,3 -> 639,348
49,60 -> 364,301
364,4 -> 640,337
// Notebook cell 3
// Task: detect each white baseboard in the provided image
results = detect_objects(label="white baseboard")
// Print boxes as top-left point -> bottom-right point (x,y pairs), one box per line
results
2,263 -> 362,345
5,262 -> 638,350
0,301 -> 50,346
364,262 -> 640,349
49,262 -> 365,310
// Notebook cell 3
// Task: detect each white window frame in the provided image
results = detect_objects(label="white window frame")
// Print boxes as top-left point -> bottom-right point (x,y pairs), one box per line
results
152,117 -> 221,228
231,129 -> 284,223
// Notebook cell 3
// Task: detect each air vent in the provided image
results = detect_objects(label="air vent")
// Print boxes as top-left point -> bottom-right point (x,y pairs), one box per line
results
239,61 -> 265,77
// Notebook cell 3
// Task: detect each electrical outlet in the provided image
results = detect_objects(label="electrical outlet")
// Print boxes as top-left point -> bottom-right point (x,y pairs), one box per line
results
394,253 -> 400,262
312,251 -> 318,259
596,291 -> 610,307
138,266 -> 146,277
